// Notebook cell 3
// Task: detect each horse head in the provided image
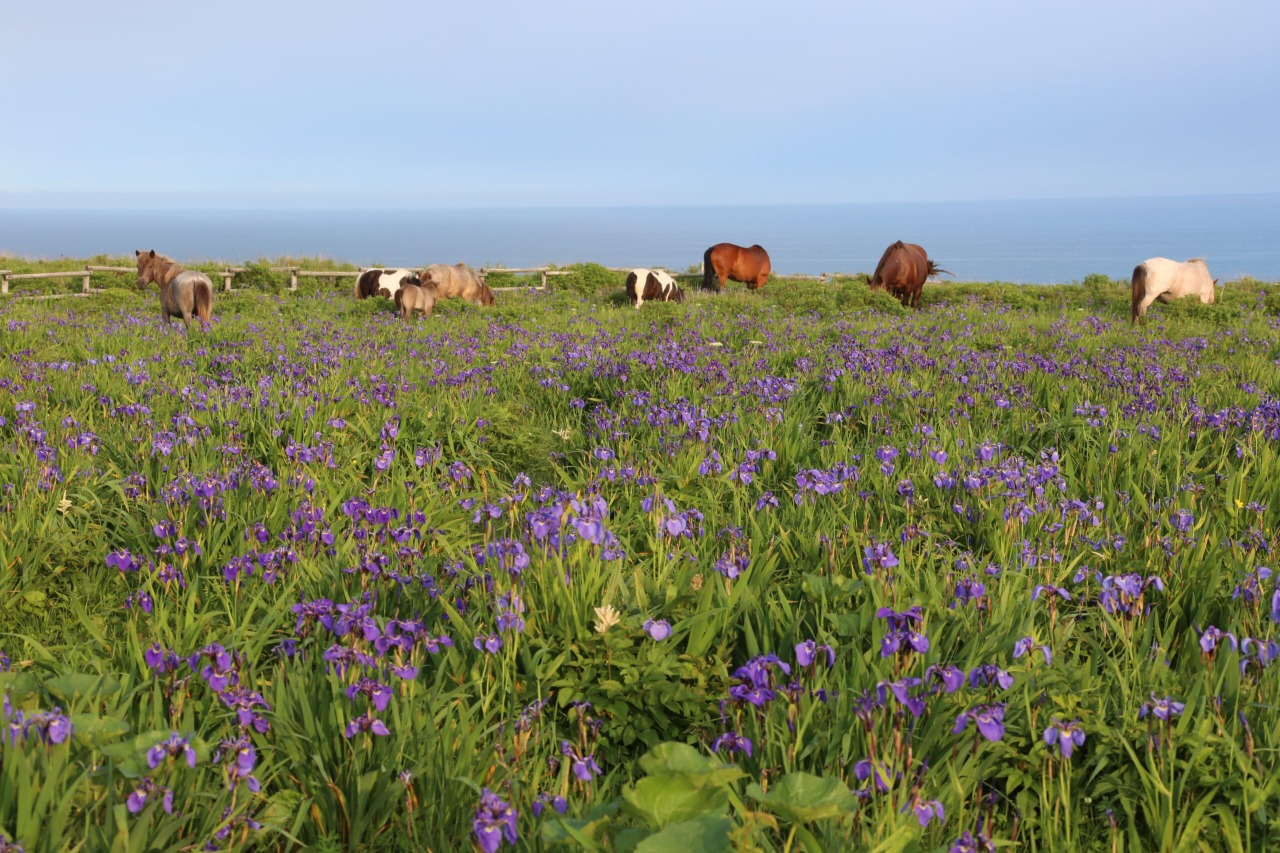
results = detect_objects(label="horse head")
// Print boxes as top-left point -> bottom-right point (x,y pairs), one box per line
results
135,249 -> 159,290
480,284 -> 496,307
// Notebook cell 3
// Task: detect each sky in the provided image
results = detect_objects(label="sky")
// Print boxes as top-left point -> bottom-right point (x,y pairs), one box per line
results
3,0 -> 1278,208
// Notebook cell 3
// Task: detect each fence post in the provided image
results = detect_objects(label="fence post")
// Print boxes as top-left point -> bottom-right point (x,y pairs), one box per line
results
223,271 -> 233,292
1,272 -> 8,295
290,268 -> 298,291
83,265 -> 91,293
540,270 -> 547,290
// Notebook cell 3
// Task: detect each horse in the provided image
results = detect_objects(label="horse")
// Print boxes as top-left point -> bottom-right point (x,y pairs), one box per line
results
394,283 -> 439,320
135,250 -> 214,331
702,243 -> 771,291
419,263 -> 495,306
1131,257 -> 1217,325
355,268 -> 420,300
625,268 -> 684,308
869,241 -> 949,309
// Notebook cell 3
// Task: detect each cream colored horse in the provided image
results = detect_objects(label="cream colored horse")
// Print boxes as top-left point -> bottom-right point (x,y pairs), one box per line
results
419,263 -> 495,306
135,250 -> 213,330
1131,258 -> 1217,324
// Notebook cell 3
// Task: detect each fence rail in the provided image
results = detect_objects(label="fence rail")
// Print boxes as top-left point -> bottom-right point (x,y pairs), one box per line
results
1,262 -> 861,299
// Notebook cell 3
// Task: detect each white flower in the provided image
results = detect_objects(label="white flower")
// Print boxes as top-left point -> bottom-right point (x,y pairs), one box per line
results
593,604 -> 621,634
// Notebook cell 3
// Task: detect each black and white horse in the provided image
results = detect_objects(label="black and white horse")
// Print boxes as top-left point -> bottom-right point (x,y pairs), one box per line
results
355,268 -> 420,300
625,268 -> 684,309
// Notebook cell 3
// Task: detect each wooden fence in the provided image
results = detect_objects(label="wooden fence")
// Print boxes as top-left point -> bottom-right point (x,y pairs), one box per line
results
0,263 -> 855,299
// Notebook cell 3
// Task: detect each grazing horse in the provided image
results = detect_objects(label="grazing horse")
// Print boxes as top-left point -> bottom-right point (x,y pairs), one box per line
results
355,268 -> 420,300
625,268 -> 684,308
135,250 -> 213,330
394,283 -> 439,320
1131,258 -> 1217,325
869,241 -> 949,309
419,263 -> 495,306
703,243 -> 771,291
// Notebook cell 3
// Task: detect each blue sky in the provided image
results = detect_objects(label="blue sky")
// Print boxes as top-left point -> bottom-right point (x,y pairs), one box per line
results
3,0 -> 1277,207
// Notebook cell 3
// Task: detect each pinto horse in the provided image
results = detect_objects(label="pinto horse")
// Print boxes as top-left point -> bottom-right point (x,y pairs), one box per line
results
420,263 -> 495,306
625,269 -> 684,308
1131,258 -> 1217,325
355,268 -> 419,300
394,282 -> 439,320
702,243 -> 771,292
869,241 -> 949,309
135,250 -> 213,330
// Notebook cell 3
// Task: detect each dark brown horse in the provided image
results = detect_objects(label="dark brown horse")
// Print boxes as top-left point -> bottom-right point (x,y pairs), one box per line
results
703,243 -> 771,291
135,250 -> 213,330
869,241 -> 949,309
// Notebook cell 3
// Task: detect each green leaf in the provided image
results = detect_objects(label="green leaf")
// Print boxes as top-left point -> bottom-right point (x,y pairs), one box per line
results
634,816 -> 734,853
622,775 -> 729,829
637,742 -> 746,789
746,773 -> 857,824
45,672 -> 123,703
69,713 -> 131,747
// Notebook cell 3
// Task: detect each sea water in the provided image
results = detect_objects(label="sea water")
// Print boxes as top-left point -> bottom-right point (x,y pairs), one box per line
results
1,194 -> 1277,284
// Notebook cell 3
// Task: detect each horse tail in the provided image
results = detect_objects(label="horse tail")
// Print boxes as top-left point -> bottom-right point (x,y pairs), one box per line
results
1130,263 -> 1146,325
702,246 -> 716,291
927,260 -> 952,279
195,278 -> 213,324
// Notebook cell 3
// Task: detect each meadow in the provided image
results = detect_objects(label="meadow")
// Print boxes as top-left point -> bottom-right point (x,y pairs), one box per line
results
0,262 -> 1278,852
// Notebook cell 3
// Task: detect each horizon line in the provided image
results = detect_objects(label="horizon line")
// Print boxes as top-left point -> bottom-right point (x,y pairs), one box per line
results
1,190 -> 1278,212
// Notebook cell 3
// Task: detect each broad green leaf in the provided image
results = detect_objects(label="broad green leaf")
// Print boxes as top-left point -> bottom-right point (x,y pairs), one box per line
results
623,775 -> 729,829
747,773 -> 857,824
45,672 -> 123,703
69,713 -> 131,747
634,817 -> 734,853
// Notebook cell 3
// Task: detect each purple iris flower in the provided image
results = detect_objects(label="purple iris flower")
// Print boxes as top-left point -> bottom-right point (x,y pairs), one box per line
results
711,731 -> 753,758
146,733 -> 197,769
950,830 -> 996,853
1170,509 -> 1194,532
925,664 -> 965,694
968,665 -> 1014,690
643,619 -> 672,641
1198,625 -> 1238,654
1043,718 -> 1086,759
473,633 -> 503,654
953,704 -> 1006,741
560,741 -> 602,782
1138,693 -> 1185,721
344,713 -> 391,738
795,639 -> 835,668
912,799 -> 946,827
1031,585 -> 1071,601
473,788 -> 518,853
1013,637 -> 1052,665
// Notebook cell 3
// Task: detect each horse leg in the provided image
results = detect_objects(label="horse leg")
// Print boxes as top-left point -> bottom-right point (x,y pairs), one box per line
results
1135,290 -> 1161,323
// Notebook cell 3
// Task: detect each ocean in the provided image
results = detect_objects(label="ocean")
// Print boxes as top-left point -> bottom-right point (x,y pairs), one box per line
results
1,194 -> 1278,284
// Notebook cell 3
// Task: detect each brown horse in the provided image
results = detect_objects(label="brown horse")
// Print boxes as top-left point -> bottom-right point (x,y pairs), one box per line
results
869,241 -> 949,309
394,282 -> 439,320
1130,257 -> 1217,325
135,250 -> 213,330
703,243 -> 771,291
419,263 -> 495,306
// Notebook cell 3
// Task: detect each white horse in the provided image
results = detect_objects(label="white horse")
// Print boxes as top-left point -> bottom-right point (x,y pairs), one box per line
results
1131,258 -> 1217,324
